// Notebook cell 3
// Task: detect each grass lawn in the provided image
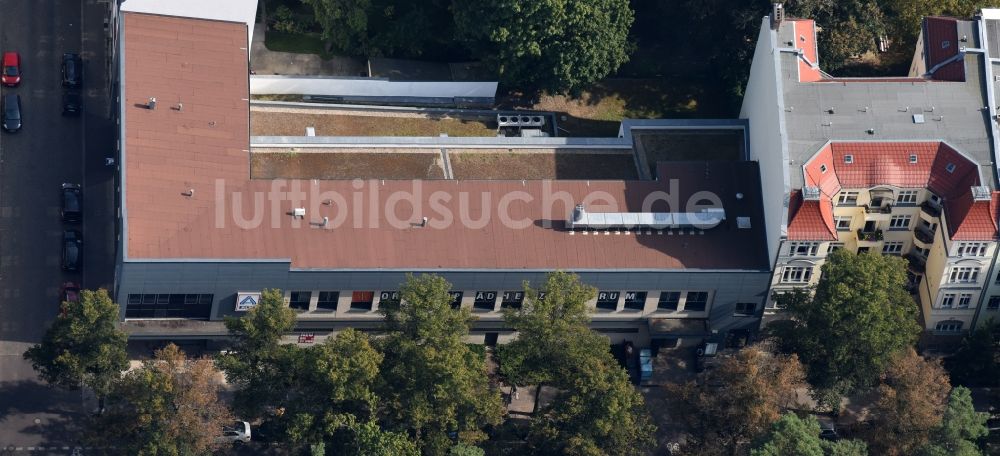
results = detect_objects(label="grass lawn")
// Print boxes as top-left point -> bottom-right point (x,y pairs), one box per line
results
264,31 -> 336,60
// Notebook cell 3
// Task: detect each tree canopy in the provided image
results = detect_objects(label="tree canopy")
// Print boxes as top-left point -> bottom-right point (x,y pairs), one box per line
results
377,274 -> 504,455
769,250 -> 920,396
870,348 -> 951,455
751,413 -> 868,456
216,288 -> 297,418
23,289 -> 128,401
666,347 -> 807,455
920,386 -> 989,456
87,344 -> 233,455
946,319 -> 1000,387
453,0 -> 634,92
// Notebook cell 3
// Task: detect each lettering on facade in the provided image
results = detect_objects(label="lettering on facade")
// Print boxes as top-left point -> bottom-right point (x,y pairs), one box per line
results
298,333 -> 315,343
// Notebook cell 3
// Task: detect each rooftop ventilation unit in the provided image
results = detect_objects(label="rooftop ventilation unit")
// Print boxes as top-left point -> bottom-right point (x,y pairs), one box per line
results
567,204 -> 726,230
497,114 -> 545,128
736,217 -> 752,229
971,186 -> 991,201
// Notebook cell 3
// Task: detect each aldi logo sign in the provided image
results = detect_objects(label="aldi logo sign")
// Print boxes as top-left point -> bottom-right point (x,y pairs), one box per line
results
235,292 -> 261,311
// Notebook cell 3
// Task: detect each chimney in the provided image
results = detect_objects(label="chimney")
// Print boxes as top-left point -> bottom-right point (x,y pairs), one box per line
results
770,3 -> 785,30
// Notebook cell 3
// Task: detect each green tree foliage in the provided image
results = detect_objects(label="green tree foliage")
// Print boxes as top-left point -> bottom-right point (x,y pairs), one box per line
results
666,348 -> 807,455
946,319 -> 1000,387
500,271 -> 605,405
216,288 -> 296,418
869,348 -> 951,455
87,344 -> 233,455
23,289 -> 128,401
330,417 -> 420,456
300,0 -> 371,53
529,353 -> 655,456
448,443 -> 486,456
769,250 -> 920,396
785,0 -> 887,72
751,413 -> 868,456
453,0 -> 634,92
920,386 -> 989,456
377,274 -> 503,455
280,329 -> 383,445
500,271 -> 655,455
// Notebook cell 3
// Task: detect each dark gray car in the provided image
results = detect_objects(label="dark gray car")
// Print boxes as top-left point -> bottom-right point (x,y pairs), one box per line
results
2,93 -> 20,132
62,53 -> 82,88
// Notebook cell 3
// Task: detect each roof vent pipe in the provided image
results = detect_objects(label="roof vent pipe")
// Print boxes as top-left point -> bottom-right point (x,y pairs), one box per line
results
572,204 -> 586,223
147,97 -> 157,110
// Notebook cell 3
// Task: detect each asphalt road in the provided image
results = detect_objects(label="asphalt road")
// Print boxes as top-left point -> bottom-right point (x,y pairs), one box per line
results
0,0 -> 115,450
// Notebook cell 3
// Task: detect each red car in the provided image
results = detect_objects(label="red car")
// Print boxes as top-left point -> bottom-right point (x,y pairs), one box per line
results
60,282 -> 80,315
2,52 -> 20,87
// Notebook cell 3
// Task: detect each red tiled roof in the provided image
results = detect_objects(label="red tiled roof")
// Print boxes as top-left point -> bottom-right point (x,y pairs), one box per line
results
947,190 -> 1000,241
796,141 -> 996,241
924,17 -> 965,82
787,190 -> 837,241
804,142 -> 977,200
790,20 -> 822,83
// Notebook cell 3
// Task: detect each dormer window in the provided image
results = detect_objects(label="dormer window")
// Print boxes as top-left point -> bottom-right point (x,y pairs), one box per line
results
909,154 -> 918,164
844,155 -> 854,164
946,162 -> 956,173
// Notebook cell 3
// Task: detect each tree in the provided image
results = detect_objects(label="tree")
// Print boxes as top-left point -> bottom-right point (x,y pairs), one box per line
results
529,353 -> 655,456
216,288 -> 296,418
23,289 -> 128,407
280,329 -> 383,445
87,344 -> 233,455
946,319 -> 1000,387
377,274 -> 504,455
449,443 -> 485,456
769,250 -> 920,397
300,0 -> 371,53
500,271 -> 606,411
453,0 -> 635,93
869,348 -> 951,456
751,413 -> 868,456
666,348 -> 807,455
322,417 -> 421,456
920,386 -> 989,456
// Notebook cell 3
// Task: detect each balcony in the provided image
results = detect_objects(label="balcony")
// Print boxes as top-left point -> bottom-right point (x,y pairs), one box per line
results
856,228 -> 884,242
904,253 -> 926,274
914,226 -> 935,244
864,203 -> 893,214
920,201 -> 942,218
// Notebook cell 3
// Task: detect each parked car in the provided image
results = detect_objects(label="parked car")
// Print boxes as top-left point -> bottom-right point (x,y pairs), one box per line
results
2,51 -> 20,86
61,183 -> 82,222
2,94 -> 21,132
62,53 -> 82,88
217,421 -> 251,444
62,91 -> 81,116
60,282 -> 80,304
61,230 -> 82,271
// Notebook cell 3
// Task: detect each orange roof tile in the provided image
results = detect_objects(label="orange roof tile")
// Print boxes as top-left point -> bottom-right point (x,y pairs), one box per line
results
787,190 -> 837,241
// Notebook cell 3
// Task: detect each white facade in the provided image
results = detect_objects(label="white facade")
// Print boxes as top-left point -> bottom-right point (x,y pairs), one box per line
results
121,0 -> 258,47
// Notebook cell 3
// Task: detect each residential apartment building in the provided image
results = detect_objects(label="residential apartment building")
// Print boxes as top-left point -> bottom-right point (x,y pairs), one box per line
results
107,2 -> 773,347
742,7 -> 1000,335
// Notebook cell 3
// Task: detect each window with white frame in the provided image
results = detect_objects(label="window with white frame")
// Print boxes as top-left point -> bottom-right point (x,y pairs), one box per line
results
941,293 -> 956,308
949,267 -> 981,283
935,320 -> 963,332
835,216 -> 852,231
897,190 -> 918,204
889,215 -> 911,229
838,191 -> 859,205
789,242 -> 820,256
957,242 -> 988,257
882,242 -> 904,255
827,242 -> 844,253
781,266 -> 813,283
958,293 -> 973,309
